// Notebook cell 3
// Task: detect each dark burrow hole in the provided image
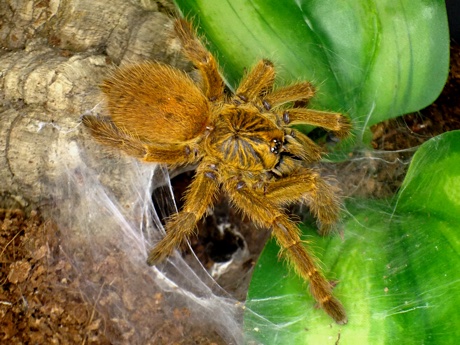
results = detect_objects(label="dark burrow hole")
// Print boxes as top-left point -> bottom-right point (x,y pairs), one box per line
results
151,170 -> 246,267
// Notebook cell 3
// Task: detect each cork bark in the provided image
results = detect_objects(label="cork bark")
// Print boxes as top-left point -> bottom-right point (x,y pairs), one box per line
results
0,0 -> 180,209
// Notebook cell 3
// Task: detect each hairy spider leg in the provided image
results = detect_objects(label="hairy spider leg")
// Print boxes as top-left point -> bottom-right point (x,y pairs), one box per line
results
224,177 -> 347,324
174,19 -> 224,102
143,141 -> 203,166
263,168 -> 341,235
283,129 -> 323,162
234,59 -> 276,102
286,108 -> 351,138
82,116 -> 202,166
147,162 -> 220,265
82,116 -> 147,159
263,82 -> 315,109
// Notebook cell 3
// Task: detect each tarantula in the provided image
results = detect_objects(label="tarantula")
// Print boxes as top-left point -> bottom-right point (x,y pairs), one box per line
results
83,18 -> 350,324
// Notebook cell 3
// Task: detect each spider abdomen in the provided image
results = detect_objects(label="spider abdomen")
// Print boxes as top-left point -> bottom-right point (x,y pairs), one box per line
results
101,62 -> 210,144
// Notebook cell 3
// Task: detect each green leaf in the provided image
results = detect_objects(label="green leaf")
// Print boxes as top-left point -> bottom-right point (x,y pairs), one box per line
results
396,130 -> 460,220
174,0 -> 449,139
244,130 -> 460,344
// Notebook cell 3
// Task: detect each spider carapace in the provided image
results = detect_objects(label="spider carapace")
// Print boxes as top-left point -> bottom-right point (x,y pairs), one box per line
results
83,18 -> 351,324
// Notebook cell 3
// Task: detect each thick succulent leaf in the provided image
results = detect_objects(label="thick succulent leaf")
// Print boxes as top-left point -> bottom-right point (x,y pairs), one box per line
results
395,130 -> 460,220
174,0 -> 449,137
244,130 -> 460,344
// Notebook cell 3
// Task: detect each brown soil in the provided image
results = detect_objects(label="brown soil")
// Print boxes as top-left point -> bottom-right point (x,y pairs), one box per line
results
0,209 -> 227,345
1,42 -> 458,344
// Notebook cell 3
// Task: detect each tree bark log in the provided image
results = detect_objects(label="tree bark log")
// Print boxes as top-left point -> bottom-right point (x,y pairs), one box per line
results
0,0 -> 179,209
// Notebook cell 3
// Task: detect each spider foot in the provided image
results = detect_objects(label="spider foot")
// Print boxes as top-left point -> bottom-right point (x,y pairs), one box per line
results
323,296 -> 348,325
146,246 -> 170,266
317,221 -> 337,236
333,115 -> 352,139
312,295 -> 347,324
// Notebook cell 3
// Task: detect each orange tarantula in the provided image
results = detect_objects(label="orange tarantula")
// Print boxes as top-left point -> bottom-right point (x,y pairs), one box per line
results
83,18 -> 350,324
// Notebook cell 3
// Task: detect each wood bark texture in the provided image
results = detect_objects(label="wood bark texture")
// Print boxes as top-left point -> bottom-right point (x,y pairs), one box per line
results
0,0 -> 180,209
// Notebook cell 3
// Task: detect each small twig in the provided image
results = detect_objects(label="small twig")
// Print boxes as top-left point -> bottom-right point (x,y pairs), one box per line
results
0,229 -> 23,261
335,329 -> 341,345
81,281 -> 106,345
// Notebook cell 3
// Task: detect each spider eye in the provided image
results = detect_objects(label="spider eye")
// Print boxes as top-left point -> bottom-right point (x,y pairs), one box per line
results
270,138 -> 282,154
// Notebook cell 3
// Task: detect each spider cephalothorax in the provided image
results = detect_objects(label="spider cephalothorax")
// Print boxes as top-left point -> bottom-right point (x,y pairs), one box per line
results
83,18 -> 351,324
206,103 -> 285,171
